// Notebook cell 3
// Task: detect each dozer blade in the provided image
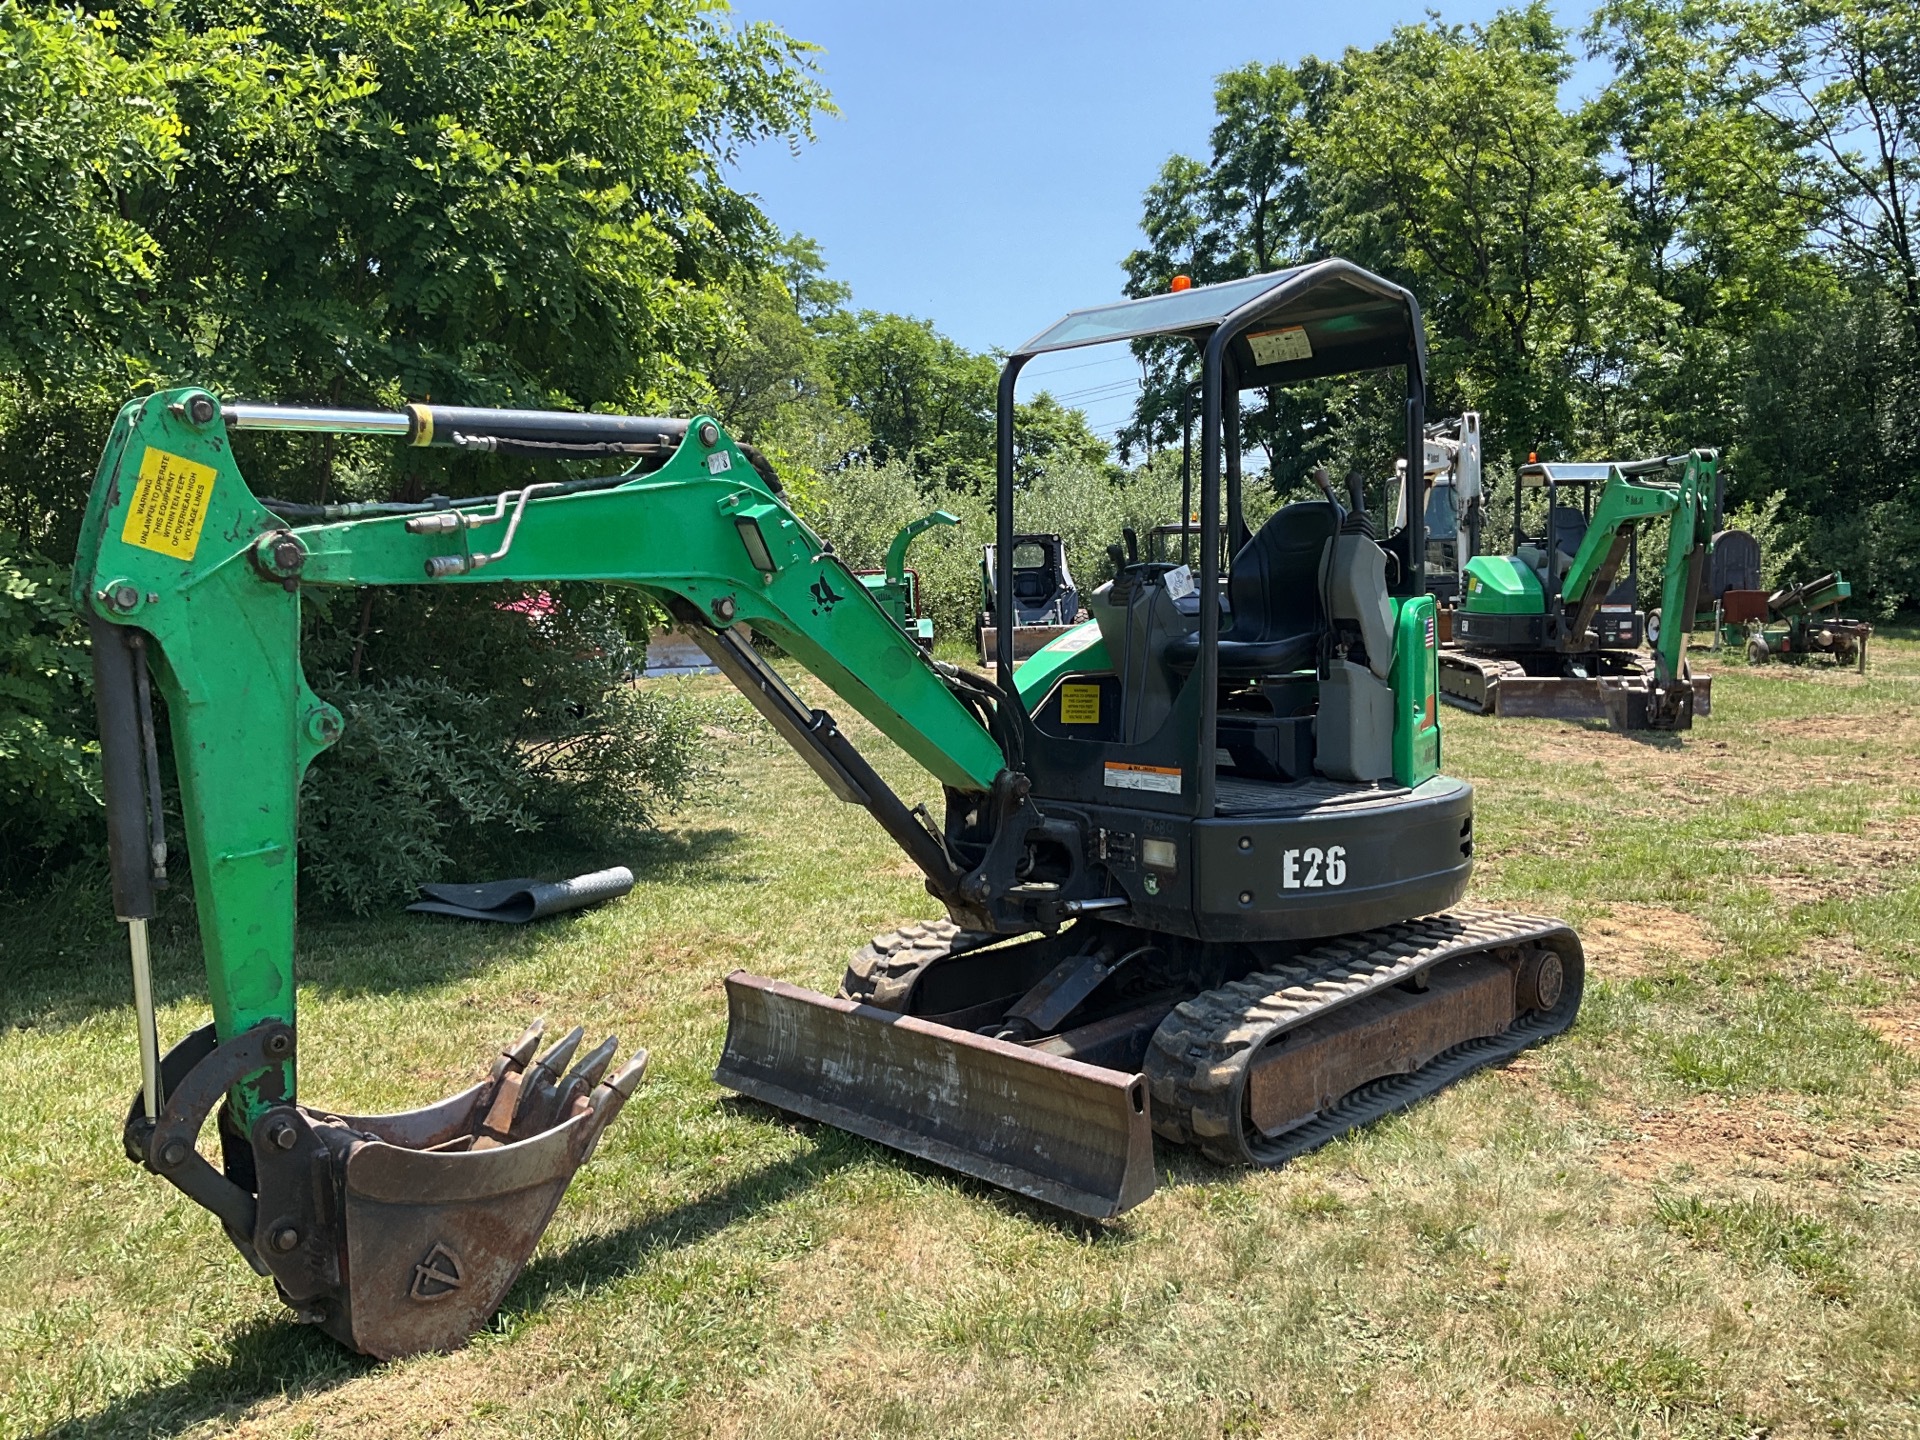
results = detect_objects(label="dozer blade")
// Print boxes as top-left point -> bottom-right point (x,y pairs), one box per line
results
129,1018 -> 646,1359
714,972 -> 1156,1219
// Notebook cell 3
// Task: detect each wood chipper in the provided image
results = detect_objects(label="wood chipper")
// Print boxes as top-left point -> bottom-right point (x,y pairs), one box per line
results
73,259 -> 1585,1359
1746,572 -> 1873,670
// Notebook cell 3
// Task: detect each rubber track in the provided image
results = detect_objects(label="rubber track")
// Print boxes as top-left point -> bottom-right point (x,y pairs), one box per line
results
840,918 -> 999,1011
1143,909 -> 1584,1166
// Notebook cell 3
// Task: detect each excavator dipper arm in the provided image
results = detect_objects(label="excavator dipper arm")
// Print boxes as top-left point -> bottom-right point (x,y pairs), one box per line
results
1553,451 -> 1716,728
70,387 -> 1003,1356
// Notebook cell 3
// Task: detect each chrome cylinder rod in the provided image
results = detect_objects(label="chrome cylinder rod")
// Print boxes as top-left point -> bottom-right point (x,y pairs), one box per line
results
220,401 -> 689,450
128,918 -> 162,1120
223,404 -> 413,436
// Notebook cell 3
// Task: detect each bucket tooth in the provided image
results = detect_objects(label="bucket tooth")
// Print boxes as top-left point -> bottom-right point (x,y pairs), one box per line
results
502,1019 -> 547,1071
714,971 -> 1157,1219
504,1025 -> 586,1138
553,1034 -> 621,1115
581,1049 -> 648,1161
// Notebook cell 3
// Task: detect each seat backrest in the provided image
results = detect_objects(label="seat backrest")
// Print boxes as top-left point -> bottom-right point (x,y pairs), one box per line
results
1548,503 -> 1588,557
1225,501 -> 1339,643
1013,570 -> 1051,601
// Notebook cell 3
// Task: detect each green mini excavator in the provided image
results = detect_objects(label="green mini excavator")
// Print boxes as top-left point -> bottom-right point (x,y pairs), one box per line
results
74,261 -> 1585,1360
1443,453 -> 1716,728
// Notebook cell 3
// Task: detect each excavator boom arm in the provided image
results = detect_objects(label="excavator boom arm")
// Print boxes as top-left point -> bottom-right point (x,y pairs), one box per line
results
72,389 -> 1003,1125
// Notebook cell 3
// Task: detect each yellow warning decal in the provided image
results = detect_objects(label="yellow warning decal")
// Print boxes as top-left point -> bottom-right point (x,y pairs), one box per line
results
122,447 -> 217,561
1059,682 -> 1101,724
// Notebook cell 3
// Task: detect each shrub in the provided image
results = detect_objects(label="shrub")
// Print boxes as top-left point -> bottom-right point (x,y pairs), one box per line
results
0,537 -> 96,885
794,451 -> 1211,652
299,676 -> 539,912
0,550 -> 713,910
525,680 -> 713,841
299,588 -> 712,914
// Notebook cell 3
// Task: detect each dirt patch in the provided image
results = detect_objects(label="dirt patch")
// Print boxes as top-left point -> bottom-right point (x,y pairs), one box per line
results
1754,709 -> 1920,745
1597,1093 -> 1920,1185
1511,702 -> 1920,807
1740,817 -> 1920,905
1583,904 -> 1719,979
1863,995 -> 1920,1057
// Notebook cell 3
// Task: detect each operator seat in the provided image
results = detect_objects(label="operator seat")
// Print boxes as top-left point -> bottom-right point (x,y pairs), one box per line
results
1518,504 -> 1589,587
1548,504 -> 1588,559
1166,500 -> 1338,678
1013,569 -> 1052,603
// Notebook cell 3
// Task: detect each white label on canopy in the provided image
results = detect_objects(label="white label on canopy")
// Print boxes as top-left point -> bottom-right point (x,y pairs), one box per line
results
1247,325 -> 1313,366
1163,564 -> 1196,600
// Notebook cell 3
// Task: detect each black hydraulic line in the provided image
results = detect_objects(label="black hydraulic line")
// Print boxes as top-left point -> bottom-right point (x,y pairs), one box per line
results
447,435 -> 671,458
259,497 -> 452,520
259,471 -> 645,523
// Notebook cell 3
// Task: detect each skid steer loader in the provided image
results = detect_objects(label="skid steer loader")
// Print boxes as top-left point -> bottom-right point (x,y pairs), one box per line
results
74,259 -> 1585,1359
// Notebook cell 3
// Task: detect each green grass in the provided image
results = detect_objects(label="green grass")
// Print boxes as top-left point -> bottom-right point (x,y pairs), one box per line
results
3,634 -> 1920,1437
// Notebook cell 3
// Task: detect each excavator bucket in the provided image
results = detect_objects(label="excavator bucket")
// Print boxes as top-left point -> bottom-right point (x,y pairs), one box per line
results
131,1018 -> 645,1359
714,973 -> 1157,1218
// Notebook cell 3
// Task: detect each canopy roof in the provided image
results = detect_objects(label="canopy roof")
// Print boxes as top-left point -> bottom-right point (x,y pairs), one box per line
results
1518,463 -> 1615,488
1013,259 -> 1426,388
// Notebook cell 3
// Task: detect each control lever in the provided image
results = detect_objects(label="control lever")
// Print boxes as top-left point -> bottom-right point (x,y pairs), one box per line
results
1343,469 -> 1375,538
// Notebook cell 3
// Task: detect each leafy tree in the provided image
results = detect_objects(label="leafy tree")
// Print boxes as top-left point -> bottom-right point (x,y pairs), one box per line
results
820,310 -> 1000,487
1117,1 -> 1918,612
1309,6 -> 1664,465
1587,0 -> 1918,600
1709,0 -> 1920,349
0,0 -> 829,552
0,0 -> 828,887
1013,393 -> 1116,485
1122,5 -> 1658,482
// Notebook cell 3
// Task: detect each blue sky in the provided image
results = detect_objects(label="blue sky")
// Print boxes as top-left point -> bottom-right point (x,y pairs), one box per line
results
726,1 -> 1601,445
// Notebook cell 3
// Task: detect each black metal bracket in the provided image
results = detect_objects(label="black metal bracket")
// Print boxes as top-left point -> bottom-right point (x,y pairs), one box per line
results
125,1021 -> 296,1251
